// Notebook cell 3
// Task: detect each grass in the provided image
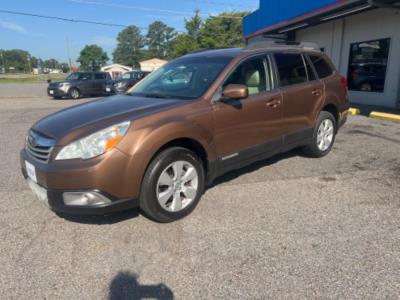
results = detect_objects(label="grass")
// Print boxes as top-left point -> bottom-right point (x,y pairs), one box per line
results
0,73 -> 66,84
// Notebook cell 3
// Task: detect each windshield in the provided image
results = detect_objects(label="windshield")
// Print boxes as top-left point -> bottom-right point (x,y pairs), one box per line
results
66,73 -> 91,81
130,56 -> 232,100
121,73 -> 132,79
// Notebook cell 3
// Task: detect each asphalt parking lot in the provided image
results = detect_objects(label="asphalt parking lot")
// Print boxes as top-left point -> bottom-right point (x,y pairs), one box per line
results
0,84 -> 399,299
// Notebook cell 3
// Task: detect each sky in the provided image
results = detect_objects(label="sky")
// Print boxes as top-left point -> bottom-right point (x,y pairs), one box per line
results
0,0 -> 259,64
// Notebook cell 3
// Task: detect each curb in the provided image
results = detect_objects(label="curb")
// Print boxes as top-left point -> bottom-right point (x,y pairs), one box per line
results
369,111 -> 400,123
349,108 -> 360,115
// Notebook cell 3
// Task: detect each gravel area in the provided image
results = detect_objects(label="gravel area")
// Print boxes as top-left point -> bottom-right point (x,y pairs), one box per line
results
0,85 -> 399,299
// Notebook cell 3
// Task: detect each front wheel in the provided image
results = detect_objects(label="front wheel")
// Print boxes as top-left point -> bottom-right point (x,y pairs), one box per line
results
140,147 -> 205,223
69,88 -> 80,100
302,111 -> 336,158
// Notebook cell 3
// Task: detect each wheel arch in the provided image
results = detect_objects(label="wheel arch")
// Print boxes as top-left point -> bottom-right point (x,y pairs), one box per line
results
322,103 -> 339,124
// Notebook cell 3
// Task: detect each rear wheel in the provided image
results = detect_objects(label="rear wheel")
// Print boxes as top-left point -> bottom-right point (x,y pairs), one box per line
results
302,111 -> 336,158
140,147 -> 205,223
69,88 -> 80,99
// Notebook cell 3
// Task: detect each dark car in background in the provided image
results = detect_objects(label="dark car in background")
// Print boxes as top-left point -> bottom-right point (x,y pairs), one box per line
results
48,72 -> 112,99
105,71 -> 149,94
348,63 -> 387,92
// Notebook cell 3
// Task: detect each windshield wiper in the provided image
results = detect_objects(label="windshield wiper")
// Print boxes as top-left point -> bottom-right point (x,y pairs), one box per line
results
132,93 -> 173,99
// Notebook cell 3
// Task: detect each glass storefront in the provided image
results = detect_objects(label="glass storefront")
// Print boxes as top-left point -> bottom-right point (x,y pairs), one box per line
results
347,38 -> 390,93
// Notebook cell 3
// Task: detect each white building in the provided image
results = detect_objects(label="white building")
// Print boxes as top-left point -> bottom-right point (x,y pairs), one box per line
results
101,64 -> 132,79
139,58 -> 168,72
244,1 -> 400,108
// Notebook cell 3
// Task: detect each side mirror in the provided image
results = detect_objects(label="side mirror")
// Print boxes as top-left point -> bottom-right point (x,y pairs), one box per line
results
222,84 -> 248,100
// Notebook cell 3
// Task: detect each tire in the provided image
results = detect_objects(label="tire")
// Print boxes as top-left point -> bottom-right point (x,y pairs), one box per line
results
140,147 -> 205,223
69,88 -> 80,99
302,111 -> 337,158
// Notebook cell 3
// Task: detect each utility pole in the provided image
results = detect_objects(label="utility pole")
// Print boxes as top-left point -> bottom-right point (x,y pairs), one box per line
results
66,36 -> 73,70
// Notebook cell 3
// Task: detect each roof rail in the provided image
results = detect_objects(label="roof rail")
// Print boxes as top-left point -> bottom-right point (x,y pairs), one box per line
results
245,41 -> 321,51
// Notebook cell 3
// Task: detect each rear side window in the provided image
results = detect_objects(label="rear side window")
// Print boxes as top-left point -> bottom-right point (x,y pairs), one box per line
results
95,73 -> 107,80
309,55 -> 334,78
274,53 -> 307,87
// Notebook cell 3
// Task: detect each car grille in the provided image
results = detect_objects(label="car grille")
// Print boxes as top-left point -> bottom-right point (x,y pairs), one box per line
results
26,130 -> 56,163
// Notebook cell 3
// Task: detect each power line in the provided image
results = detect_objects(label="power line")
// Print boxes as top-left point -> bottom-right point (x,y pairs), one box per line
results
0,9 -> 136,28
178,0 -> 257,9
66,0 -> 245,19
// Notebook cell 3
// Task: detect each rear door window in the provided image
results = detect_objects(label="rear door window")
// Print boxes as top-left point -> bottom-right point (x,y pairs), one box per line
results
94,73 -> 107,80
274,53 -> 307,87
308,55 -> 334,78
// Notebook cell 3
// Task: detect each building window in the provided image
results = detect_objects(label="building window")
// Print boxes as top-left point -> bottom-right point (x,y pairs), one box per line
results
348,38 -> 390,93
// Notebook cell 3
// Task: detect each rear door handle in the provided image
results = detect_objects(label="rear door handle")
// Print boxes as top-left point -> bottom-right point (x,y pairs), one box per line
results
266,99 -> 281,108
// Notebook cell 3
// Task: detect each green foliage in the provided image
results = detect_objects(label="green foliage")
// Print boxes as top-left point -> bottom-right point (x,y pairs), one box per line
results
185,9 -> 202,39
147,21 -> 176,59
169,11 -> 247,59
198,12 -> 247,49
170,34 -> 199,58
43,59 -> 60,69
113,25 -> 145,68
77,44 -> 109,71
0,49 -> 31,72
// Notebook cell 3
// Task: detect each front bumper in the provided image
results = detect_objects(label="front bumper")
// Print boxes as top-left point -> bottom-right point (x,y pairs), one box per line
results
47,87 -> 69,97
20,149 -> 140,215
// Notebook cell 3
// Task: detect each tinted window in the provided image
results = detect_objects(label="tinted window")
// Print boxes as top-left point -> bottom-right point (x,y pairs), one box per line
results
94,73 -> 106,80
309,55 -> 333,78
274,53 -> 307,87
224,56 -> 271,95
66,73 -> 92,80
347,38 -> 390,93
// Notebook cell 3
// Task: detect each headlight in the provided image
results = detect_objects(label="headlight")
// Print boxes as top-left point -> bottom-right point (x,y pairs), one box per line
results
116,82 -> 126,88
58,82 -> 70,87
55,121 -> 131,160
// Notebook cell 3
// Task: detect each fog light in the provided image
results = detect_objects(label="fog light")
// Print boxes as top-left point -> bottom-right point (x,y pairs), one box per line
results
63,192 -> 112,206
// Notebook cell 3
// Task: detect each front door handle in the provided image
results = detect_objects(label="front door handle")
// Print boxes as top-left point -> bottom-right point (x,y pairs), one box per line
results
312,89 -> 322,96
266,99 -> 281,108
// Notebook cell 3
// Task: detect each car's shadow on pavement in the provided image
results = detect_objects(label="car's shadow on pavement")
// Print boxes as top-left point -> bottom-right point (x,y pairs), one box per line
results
108,271 -> 174,300
210,148 -> 302,187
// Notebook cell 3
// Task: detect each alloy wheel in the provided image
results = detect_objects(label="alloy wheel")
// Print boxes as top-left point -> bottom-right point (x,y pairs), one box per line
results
156,160 -> 199,212
317,119 -> 334,151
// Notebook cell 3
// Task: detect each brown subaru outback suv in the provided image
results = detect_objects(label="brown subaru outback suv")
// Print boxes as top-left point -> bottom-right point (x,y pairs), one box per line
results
21,42 -> 349,223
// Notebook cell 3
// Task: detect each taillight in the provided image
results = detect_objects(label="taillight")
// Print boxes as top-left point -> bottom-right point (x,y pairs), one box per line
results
340,76 -> 348,89
351,71 -> 359,79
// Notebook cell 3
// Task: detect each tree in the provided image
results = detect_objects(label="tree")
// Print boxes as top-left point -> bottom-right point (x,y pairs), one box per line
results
2,49 -> 30,72
113,26 -> 145,68
60,63 -> 70,73
170,34 -> 199,58
77,45 -> 109,71
146,21 -> 176,59
198,12 -> 247,49
169,11 -> 202,58
185,9 -> 202,39
43,59 -> 60,69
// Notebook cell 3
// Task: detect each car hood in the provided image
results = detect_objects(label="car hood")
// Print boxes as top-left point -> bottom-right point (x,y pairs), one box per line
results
32,95 -> 185,142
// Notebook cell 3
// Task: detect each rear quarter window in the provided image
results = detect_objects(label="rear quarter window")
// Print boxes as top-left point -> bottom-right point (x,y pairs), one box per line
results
309,55 -> 334,78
